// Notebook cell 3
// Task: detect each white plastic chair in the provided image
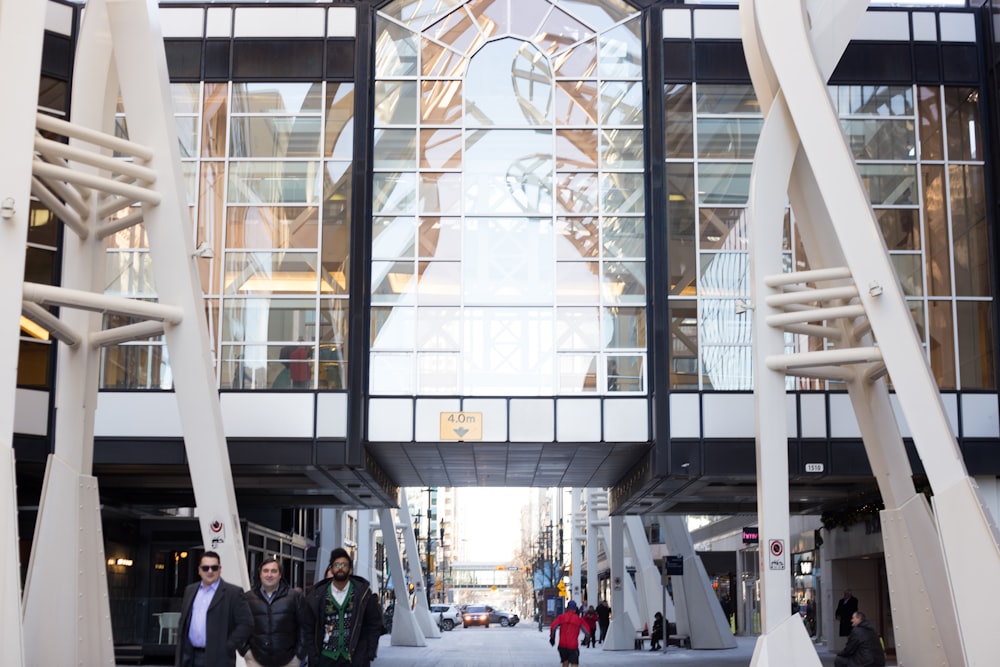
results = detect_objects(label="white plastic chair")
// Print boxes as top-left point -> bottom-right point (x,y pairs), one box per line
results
156,612 -> 181,644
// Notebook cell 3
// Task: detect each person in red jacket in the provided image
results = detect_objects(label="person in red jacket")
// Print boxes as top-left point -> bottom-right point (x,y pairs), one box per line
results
549,600 -> 591,667
582,606 -> 599,648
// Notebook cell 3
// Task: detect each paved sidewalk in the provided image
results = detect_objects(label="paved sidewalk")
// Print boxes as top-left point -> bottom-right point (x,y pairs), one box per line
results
366,624 -> 895,667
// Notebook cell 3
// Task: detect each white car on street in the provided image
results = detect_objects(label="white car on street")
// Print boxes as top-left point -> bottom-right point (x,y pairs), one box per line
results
430,603 -> 462,631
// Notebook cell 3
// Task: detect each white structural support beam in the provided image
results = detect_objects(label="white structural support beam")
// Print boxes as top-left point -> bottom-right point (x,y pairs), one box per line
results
624,516 -> 668,633
743,1 -> 985,665
395,498 -> 440,639
20,2 -> 250,665
0,0 -> 47,662
661,516 -> 734,650
602,515 -> 636,650
378,509 -> 426,647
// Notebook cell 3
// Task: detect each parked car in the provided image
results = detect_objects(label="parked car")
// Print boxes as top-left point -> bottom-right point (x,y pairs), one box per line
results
430,603 -> 462,631
462,605 -> 490,628
487,606 -> 520,627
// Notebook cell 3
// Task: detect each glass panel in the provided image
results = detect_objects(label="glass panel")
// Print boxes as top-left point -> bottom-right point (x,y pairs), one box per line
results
699,208 -> 748,251
555,80 -> 599,128
890,254 -> 923,296
171,83 -> 201,114
922,164 -> 951,296
556,260 -> 600,304
374,81 -> 419,126
222,344 -> 311,390
421,80 -> 463,124
372,216 -> 417,259
230,117 -> 322,158
605,306 -> 646,348
697,84 -> 759,114
372,260 -> 417,304
558,354 -> 598,393
317,304 -> 348,391
857,164 -> 916,205
555,129 -> 598,170
917,85 -> 943,160
534,7 -> 594,57
373,172 -> 418,213
553,39 -> 598,79
957,301 -> 995,389
950,164 -> 990,297
228,162 -> 322,204
665,84 -> 694,159
927,300 -> 956,390
465,39 -> 552,127
697,118 -> 762,160
601,172 -> 644,214
667,163 -> 696,295
599,20 -> 641,79
421,128 -> 463,169
698,163 -> 751,206
417,260 -> 461,304
419,172 -> 463,214
197,163 -> 224,292
101,343 -> 170,390
508,0 -> 551,41
875,208 -> 920,250
700,251 -> 749,298
465,130 -> 553,214
555,172 -> 599,214
462,307 -> 555,396
17,340 -> 51,389
226,206 -> 320,250
418,217 -> 462,259
27,201 -> 58,248
607,354 -> 643,392
326,83 -> 355,159
603,261 -> 645,304
832,85 -> 912,116
462,218 -> 554,305
559,0 -> 634,32
175,116 -> 199,158
421,40 -> 467,78
945,87 -> 982,161
416,307 -> 462,349
417,352 -> 460,393
223,252 -> 321,295
220,299 -> 317,345
601,129 -> 643,169
556,307 -> 601,350
231,83 -> 323,114
38,76 -> 67,115
373,129 -> 418,170
556,217 -> 599,259
202,83 -> 228,158
668,300 -> 699,389
105,252 -> 155,295
371,305 -> 416,349
600,80 -> 643,125
24,246 -> 55,285
426,5 -> 486,55
467,0 -> 508,39
840,119 -> 915,160
323,162 -> 353,229
602,216 -> 644,258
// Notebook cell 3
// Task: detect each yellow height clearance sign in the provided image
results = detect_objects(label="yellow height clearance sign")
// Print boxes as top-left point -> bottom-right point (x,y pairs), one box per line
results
439,412 -> 483,441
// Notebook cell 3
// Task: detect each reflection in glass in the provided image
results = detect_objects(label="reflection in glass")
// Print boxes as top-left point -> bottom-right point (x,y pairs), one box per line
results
416,260 -> 461,304
372,260 -> 417,303
416,307 -> 461,349
105,251 -> 155,295
465,39 -> 552,126
370,352 -> 416,393
375,18 -> 420,77
840,119 -> 915,160
375,80 -> 419,125
465,130 -> 553,214
202,83 -> 228,158
419,217 -> 462,259
699,208 -> 748,251
831,85 -> 912,116
890,254 -> 923,296
326,83 -> 355,158
227,206 -> 320,250
928,300 -> 956,390
950,164 -> 989,297
917,85 -> 943,160
922,164 -> 951,296
603,261 -> 645,304
602,172 -> 644,214
461,218 -> 554,305
373,129 -> 418,170
418,353 -> 460,393
945,87 -> 981,161
667,162 -> 696,295
421,80 -> 464,124
665,84 -> 694,158
556,307 -> 601,350
700,252 -> 749,298
605,306 -> 646,348
601,129 -> 643,169
957,301 -> 995,389
231,83 -> 323,114
556,217 -> 599,259
558,354 -> 599,393
556,261 -> 600,304
373,172 -> 418,213
230,117 -> 322,158
555,172 -> 599,214
101,342 -> 170,390
697,118 -> 762,160
600,80 -> 643,125
698,163 -> 751,206
857,164 -> 916,205
223,252 -> 321,295
421,128 -> 463,169
607,354 -> 643,392
875,208 -> 919,250
555,129 -> 598,170
228,162 -> 321,204
602,216 -> 644,258
697,84 -> 759,114
668,300 -> 699,389
419,172 -> 463,213
422,40 -> 468,78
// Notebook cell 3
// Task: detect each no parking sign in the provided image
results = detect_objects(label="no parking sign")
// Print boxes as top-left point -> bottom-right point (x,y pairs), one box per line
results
768,539 -> 786,570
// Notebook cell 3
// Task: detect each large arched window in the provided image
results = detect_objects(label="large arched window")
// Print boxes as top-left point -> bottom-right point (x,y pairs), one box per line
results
371,0 -> 646,397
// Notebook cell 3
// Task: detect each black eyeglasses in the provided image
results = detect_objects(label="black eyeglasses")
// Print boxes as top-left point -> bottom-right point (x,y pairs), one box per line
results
200,565 -> 220,572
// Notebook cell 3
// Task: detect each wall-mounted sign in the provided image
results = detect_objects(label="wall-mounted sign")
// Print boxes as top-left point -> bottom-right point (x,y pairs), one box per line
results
664,555 -> 684,575
439,412 -> 483,440
768,539 -> 786,570
742,526 -> 759,544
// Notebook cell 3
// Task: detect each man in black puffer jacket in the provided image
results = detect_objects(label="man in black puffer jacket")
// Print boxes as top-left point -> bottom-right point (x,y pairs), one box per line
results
835,611 -> 886,667
244,557 -> 305,667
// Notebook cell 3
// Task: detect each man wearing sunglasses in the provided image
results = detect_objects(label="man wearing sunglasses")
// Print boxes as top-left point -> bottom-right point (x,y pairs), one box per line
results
176,551 -> 253,667
302,547 -> 383,667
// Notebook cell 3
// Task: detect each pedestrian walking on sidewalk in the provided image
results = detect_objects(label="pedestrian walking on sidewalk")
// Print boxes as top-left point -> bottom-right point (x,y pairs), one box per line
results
550,601 -> 591,667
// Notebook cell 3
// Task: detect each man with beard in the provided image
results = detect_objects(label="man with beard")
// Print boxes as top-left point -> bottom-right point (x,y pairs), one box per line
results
302,548 -> 382,667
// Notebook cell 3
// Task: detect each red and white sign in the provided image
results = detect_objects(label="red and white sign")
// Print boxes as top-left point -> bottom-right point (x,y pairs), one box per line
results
768,539 -> 786,570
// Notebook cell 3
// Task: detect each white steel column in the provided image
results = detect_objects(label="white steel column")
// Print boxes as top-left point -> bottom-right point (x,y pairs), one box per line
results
396,496 -> 440,638
377,508 -> 426,647
570,488 -> 583,603
742,1 -> 994,664
602,515 -> 634,650
0,0 -> 47,664
585,491 -> 600,610
19,2 -> 249,664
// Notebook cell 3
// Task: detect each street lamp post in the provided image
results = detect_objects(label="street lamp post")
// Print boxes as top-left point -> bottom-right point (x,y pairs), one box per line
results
424,487 -> 434,605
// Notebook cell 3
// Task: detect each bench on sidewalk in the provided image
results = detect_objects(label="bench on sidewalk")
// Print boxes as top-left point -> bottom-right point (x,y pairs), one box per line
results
634,633 -> 652,650
666,622 -> 690,648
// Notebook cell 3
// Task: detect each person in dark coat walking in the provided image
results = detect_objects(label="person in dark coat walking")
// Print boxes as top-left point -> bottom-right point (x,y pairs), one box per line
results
835,589 -> 859,637
175,551 -> 253,667
244,557 -> 305,667
835,611 -> 886,667
302,547 -> 382,667
595,600 -> 611,644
